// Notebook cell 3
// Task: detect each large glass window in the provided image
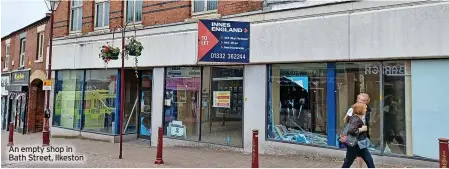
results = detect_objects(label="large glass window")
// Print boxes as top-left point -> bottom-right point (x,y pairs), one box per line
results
82,70 -> 117,134
53,70 -> 84,129
163,67 -> 202,141
201,66 -> 244,147
382,61 -> 408,155
267,64 -> 329,146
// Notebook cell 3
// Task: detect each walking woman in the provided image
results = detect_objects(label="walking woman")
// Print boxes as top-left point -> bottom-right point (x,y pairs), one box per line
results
342,103 -> 375,168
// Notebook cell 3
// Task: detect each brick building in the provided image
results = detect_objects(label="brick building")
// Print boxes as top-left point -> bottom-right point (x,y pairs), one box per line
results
1,16 -> 51,134
47,0 -> 447,166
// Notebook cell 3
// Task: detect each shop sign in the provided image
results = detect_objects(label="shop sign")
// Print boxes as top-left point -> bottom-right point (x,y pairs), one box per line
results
10,71 -> 29,86
213,91 -> 231,108
166,67 -> 201,78
43,80 -> 52,91
198,20 -> 250,63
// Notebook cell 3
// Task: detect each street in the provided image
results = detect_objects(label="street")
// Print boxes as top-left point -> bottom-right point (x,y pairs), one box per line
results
1,132 -> 407,168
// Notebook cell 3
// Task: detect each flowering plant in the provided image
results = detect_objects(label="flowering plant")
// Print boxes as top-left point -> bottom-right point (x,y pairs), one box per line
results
99,45 -> 120,64
124,38 -> 144,78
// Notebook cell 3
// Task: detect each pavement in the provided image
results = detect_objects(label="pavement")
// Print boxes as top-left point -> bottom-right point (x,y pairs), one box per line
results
1,131 -> 407,168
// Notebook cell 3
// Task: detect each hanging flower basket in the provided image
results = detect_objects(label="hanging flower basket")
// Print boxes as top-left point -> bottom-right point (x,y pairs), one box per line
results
99,45 -> 120,64
124,38 -> 143,56
124,38 -> 144,78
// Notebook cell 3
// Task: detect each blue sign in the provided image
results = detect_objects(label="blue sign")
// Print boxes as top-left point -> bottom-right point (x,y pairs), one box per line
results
198,19 -> 250,63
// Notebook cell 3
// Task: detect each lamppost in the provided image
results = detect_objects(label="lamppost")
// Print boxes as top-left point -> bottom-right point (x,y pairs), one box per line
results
44,0 -> 60,146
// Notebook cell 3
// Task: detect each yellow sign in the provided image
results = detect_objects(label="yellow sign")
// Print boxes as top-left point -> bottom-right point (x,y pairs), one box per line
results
213,91 -> 231,108
43,80 -> 52,86
43,80 -> 52,91
14,73 -> 25,81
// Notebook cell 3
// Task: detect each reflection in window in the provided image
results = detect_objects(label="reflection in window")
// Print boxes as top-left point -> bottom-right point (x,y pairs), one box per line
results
53,70 -> 84,129
163,67 -> 201,141
82,70 -> 117,134
382,61 -> 408,155
267,64 -> 329,146
139,71 -> 152,138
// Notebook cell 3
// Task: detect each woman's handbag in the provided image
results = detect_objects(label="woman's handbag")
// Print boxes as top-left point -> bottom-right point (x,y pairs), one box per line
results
338,120 -> 358,147
357,138 -> 371,149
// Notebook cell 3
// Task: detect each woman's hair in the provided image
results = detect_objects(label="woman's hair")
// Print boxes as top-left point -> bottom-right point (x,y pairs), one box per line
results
353,102 -> 367,115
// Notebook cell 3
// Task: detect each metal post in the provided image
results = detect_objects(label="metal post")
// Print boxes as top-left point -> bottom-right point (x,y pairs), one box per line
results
154,127 -> 164,164
440,138 -> 449,168
119,27 -> 125,159
8,122 -> 14,146
252,129 -> 259,168
43,9 -> 54,147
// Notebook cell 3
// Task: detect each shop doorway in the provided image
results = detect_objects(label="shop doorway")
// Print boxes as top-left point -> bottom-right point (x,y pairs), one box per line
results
29,79 -> 45,133
138,70 -> 152,141
11,91 -> 28,134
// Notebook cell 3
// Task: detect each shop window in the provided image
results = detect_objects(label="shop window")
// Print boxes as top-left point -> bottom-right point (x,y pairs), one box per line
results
382,61 -> 409,155
163,67 -> 202,141
200,66 -> 244,147
126,0 -> 142,23
267,64 -> 329,146
123,70 -> 139,134
139,70 -> 152,139
82,69 -> 117,134
53,70 -> 84,129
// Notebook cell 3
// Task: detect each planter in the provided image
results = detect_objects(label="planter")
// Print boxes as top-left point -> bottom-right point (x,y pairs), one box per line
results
99,45 -> 120,64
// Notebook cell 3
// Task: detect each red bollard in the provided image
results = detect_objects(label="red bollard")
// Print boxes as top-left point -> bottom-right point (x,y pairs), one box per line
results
7,122 -> 14,146
154,127 -> 164,164
252,129 -> 259,168
440,138 -> 449,168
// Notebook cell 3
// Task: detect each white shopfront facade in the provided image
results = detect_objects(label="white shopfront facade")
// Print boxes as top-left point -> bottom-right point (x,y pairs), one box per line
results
49,1 -> 448,167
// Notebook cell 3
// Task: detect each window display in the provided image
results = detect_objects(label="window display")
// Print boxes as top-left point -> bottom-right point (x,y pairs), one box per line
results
53,70 -> 84,129
267,64 -> 329,146
139,71 -> 152,139
163,67 -> 201,141
201,66 -> 243,147
82,70 -> 117,134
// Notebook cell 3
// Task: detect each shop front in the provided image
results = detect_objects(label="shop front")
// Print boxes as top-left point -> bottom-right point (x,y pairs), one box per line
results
1,73 -> 11,130
6,70 -> 30,134
163,66 -> 244,147
266,61 -> 412,156
138,70 -> 153,141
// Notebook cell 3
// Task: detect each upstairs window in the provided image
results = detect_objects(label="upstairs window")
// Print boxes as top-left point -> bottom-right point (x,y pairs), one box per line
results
193,0 -> 218,14
70,0 -> 83,31
95,0 -> 110,28
37,32 -> 44,61
4,44 -> 10,70
126,0 -> 142,23
19,38 -> 26,67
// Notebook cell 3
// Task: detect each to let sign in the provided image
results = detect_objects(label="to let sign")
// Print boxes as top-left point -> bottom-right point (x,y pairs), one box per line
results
198,20 -> 250,63
43,80 -> 52,91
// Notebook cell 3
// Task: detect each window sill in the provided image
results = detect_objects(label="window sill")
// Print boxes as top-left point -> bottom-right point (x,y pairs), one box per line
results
68,31 -> 82,37
125,22 -> 143,29
185,12 -> 221,23
2,68 -> 9,72
34,59 -> 43,63
94,26 -> 110,31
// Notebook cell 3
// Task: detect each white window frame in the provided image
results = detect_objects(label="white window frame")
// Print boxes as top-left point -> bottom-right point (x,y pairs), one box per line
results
124,0 -> 143,24
36,32 -> 44,62
70,0 -> 83,33
94,0 -> 110,30
192,0 -> 218,16
4,44 -> 10,70
19,38 -> 26,68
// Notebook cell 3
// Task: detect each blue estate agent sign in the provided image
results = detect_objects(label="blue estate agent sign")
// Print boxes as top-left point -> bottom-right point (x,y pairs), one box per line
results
197,19 -> 250,63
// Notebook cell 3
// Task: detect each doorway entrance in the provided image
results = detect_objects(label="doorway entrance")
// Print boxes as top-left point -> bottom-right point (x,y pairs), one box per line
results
28,79 -> 45,133
138,70 -> 152,141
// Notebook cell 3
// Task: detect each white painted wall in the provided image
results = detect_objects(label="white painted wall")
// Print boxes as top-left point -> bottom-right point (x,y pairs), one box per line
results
243,65 -> 267,153
150,68 -> 165,146
51,2 -> 449,70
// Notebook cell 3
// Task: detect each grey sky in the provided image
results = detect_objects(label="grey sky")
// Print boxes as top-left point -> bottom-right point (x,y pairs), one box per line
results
1,0 -> 48,37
